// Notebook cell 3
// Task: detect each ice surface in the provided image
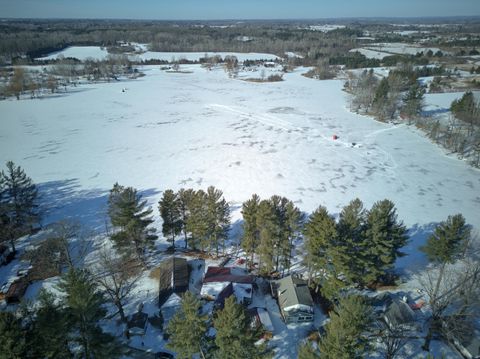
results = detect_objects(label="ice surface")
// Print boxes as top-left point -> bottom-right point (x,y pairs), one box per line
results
0,64 -> 479,278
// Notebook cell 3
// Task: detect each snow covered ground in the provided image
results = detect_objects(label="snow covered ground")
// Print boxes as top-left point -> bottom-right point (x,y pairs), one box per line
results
1,64 -> 479,247
351,43 -> 448,59
1,63 -> 479,358
36,46 -> 279,62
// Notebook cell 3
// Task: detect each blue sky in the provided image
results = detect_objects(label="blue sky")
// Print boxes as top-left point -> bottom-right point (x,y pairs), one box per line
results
1,0 -> 479,19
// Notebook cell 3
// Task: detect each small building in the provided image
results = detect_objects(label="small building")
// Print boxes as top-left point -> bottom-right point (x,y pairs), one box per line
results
384,299 -> 416,330
200,266 -> 254,305
128,311 -> 149,337
158,257 -> 189,307
249,307 -> 274,333
273,275 -> 314,323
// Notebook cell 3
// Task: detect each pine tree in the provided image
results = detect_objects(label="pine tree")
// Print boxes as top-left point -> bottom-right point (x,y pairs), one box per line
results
421,214 -> 470,264
213,296 -> 264,359
365,199 -> 408,284
298,342 -> 320,359
159,189 -> 182,249
205,186 -> 230,257
186,189 -> 209,251
319,295 -> 372,359
256,199 -> 277,275
166,291 -> 208,359
336,198 -> 369,287
303,206 -> 338,295
0,161 -> 40,252
401,81 -> 426,120
57,269 -> 121,359
282,200 -> 303,274
29,289 -> 71,359
241,194 -> 261,266
177,188 -> 195,248
108,183 -> 157,262
269,195 -> 290,272
372,77 -> 390,117
0,311 -> 27,359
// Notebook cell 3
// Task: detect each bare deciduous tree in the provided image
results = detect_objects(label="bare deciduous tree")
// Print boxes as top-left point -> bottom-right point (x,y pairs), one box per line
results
93,246 -> 143,335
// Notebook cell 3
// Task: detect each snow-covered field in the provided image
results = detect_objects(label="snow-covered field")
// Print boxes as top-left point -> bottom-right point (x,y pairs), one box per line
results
351,43 -> 448,59
36,46 -> 279,62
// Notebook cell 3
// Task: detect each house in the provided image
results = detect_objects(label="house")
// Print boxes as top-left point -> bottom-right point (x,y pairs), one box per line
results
200,266 -> 254,305
273,275 -> 314,323
158,257 -> 189,307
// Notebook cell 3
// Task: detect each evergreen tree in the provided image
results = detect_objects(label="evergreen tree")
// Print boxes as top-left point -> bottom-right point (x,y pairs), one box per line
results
57,269 -> 121,359
372,77 -> 390,116
256,199 -> 277,275
298,342 -> 320,359
0,311 -> 27,359
421,214 -> 470,264
282,200 -> 303,274
177,188 -> 195,248
0,161 -> 40,252
365,199 -> 408,284
205,186 -> 230,257
159,189 -> 182,249
336,198 -> 369,287
319,295 -> 372,359
241,194 -> 261,266
303,206 -> 338,296
269,195 -> 290,272
166,291 -> 208,359
29,290 -> 71,359
108,183 -> 157,262
185,189 -> 209,251
451,91 -> 478,127
401,81 -> 426,120
213,296 -> 264,359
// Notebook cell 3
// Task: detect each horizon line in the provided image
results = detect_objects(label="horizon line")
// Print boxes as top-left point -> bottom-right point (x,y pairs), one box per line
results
2,15 -> 480,22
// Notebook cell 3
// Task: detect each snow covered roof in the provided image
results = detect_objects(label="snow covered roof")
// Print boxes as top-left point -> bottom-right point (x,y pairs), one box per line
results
256,307 -> 274,332
275,275 -> 313,313
200,281 -> 230,299
385,300 -> 415,327
203,266 -> 254,284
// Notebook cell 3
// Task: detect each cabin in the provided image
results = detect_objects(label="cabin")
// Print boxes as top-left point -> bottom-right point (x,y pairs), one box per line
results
160,292 -> 182,328
200,266 -> 254,305
158,257 -> 189,307
273,275 -> 314,323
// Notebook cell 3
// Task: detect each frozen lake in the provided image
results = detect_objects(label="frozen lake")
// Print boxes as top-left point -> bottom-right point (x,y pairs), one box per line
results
1,65 -> 479,273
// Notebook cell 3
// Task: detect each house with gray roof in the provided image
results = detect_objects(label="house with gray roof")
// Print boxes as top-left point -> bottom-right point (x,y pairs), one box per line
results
273,275 -> 314,323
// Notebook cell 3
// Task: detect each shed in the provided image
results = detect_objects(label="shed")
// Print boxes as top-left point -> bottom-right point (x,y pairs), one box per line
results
384,299 -> 416,329
128,311 -> 149,336
158,257 -> 189,307
274,275 -> 314,323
